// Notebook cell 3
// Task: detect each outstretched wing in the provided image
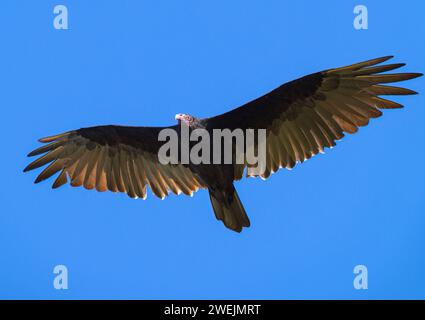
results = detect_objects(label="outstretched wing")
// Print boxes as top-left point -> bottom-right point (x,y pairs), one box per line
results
24,125 -> 206,199
205,56 -> 422,179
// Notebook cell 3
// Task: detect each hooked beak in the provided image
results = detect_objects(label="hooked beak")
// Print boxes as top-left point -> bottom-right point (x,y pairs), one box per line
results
175,114 -> 184,121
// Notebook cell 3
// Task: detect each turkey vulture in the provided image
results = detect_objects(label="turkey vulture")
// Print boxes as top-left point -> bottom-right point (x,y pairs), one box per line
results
24,56 -> 422,232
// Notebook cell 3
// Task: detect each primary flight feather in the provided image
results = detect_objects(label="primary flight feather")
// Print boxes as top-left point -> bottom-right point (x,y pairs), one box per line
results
24,56 -> 422,232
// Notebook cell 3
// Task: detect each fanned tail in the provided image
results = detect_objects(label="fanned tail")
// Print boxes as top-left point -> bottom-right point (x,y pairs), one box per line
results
209,186 -> 250,233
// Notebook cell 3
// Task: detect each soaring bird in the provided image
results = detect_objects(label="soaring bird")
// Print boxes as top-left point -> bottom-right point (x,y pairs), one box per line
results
24,56 -> 422,232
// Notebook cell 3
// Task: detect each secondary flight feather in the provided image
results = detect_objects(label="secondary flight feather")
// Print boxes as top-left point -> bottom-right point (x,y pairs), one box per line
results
24,56 -> 422,232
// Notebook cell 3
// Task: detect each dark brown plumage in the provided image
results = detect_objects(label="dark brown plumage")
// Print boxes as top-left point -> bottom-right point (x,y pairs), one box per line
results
24,56 -> 422,232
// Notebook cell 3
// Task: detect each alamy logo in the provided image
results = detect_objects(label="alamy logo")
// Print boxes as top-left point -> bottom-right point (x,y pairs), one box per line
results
53,265 -> 68,290
353,5 -> 368,30
353,264 -> 368,290
157,122 -> 267,175
53,5 -> 69,30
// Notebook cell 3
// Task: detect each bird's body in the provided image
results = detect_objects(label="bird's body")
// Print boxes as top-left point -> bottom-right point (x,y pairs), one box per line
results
174,116 -> 251,229
24,56 -> 422,232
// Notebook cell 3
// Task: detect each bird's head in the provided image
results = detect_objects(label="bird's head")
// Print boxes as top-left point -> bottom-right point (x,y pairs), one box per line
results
175,113 -> 195,126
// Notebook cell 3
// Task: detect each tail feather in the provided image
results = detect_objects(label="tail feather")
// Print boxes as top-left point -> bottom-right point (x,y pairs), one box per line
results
209,187 -> 250,232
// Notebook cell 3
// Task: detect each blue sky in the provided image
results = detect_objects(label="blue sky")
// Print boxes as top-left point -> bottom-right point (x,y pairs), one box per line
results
0,0 -> 424,299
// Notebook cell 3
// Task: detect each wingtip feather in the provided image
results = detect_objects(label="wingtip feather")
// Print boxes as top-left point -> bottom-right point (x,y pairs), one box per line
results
38,131 -> 71,143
